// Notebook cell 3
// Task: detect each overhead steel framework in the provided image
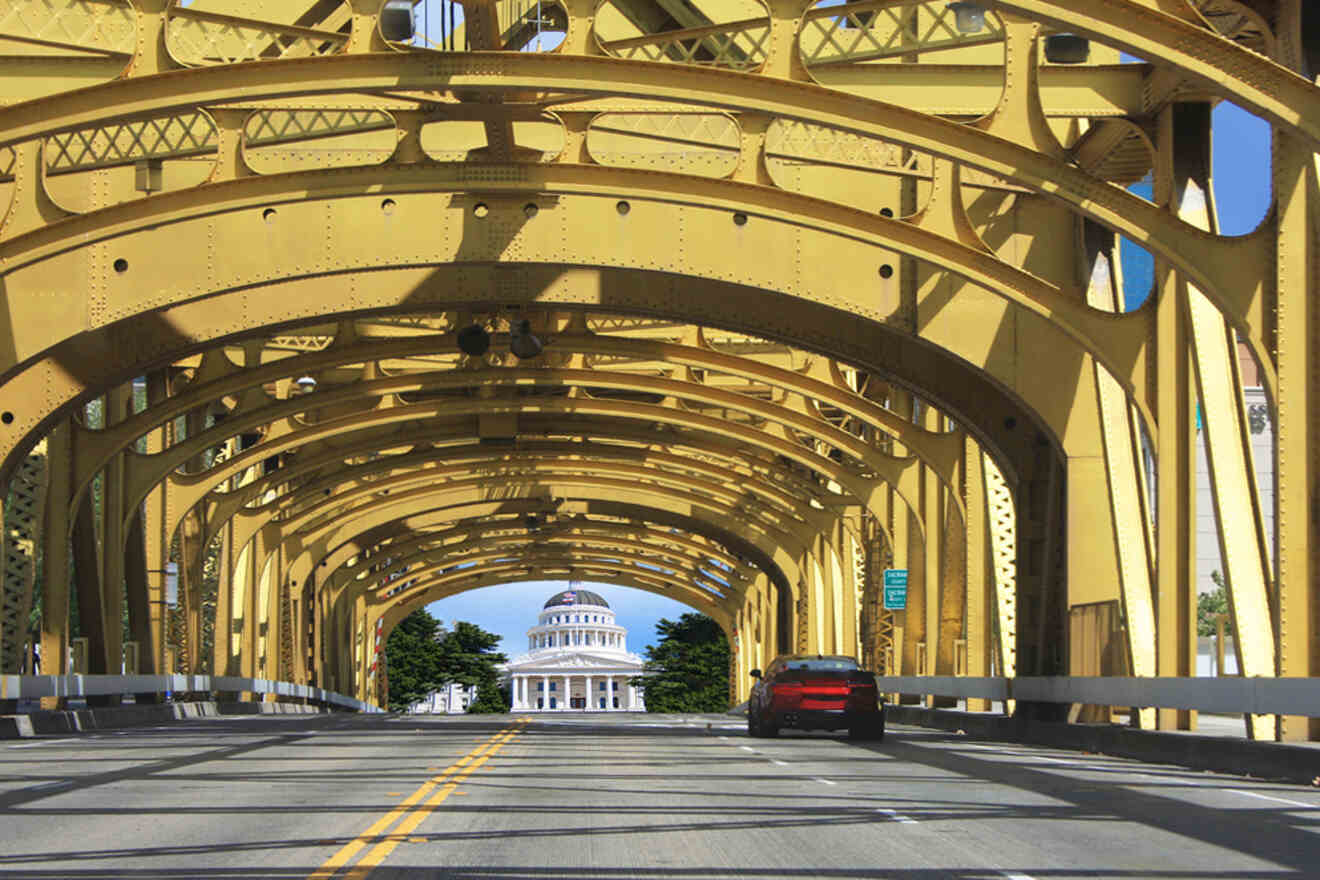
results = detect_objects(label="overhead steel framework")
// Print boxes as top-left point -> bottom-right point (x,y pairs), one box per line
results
0,0 -> 1314,740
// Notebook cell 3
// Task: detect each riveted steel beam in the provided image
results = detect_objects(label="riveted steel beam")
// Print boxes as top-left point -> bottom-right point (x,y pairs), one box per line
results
0,52 -> 1266,330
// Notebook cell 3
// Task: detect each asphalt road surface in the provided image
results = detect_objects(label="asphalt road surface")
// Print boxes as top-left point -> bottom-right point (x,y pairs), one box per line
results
1,712 -> 1318,879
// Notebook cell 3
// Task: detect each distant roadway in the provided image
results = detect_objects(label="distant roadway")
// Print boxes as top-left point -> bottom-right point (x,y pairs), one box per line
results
0,712 -> 1317,878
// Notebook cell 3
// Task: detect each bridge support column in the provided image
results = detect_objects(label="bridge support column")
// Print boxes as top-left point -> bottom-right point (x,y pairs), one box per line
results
40,425 -> 72,702
963,439 -> 992,712
1152,107 -> 1198,732
1275,128 -> 1319,741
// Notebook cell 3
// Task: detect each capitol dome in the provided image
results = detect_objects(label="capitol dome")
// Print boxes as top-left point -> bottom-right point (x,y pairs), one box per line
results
543,588 -> 609,609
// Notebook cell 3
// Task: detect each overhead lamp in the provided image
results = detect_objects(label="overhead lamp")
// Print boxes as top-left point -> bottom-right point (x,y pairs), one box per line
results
1044,33 -> 1090,64
457,324 -> 492,357
510,319 -> 543,360
380,0 -> 415,42
294,375 -> 317,392
947,2 -> 986,35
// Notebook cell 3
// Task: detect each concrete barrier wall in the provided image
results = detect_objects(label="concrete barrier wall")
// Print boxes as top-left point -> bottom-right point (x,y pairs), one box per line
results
885,705 -> 1320,786
0,674 -> 381,713
0,700 -> 337,739
873,675 -> 1320,717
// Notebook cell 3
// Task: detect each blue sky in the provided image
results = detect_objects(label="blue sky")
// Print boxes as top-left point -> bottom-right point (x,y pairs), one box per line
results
1120,101 -> 1271,310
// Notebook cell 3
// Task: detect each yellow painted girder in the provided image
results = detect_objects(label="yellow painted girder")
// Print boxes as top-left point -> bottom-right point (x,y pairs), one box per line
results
289,479 -> 806,611
171,423 -> 835,549
0,162 -> 1153,419
375,563 -> 736,630
361,539 -> 737,606
69,329 -> 949,497
0,52 -> 1261,316
991,0 -> 1318,141
300,494 -> 799,601
81,360 -> 930,538
332,519 -> 751,594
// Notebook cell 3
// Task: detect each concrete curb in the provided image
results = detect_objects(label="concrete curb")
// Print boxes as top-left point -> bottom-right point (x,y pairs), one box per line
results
887,705 -> 1320,785
1,701 -> 334,738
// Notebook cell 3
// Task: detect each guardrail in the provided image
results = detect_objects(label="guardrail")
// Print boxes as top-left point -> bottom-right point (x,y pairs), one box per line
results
873,676 -> 1320,717
0,674 -> 381,714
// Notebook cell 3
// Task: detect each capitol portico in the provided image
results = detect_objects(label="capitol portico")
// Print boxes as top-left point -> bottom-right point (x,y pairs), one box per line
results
501,589 -> 646,712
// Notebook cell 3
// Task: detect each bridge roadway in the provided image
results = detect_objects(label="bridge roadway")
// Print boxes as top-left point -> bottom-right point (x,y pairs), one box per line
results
0,712 -> 1317,879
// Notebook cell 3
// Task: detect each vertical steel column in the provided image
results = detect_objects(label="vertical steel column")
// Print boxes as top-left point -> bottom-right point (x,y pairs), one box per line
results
99,385 -> 133,684
0,440 -> 47,676
937,444 -> 967,696
1272,0 -> 1319,743
40,424 -> 73,697
963,438 -> 991,711
1153,107 -> 1197,730
1083,219 -> 1157,729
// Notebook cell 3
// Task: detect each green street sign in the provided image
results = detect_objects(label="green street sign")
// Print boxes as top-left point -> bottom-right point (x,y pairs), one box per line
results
882,569 -> 908,610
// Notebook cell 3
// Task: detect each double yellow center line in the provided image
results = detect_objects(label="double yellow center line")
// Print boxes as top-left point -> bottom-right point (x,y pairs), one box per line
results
308,717 -> 531,879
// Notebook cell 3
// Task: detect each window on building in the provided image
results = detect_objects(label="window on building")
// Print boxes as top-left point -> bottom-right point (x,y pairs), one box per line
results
599,697 -> 606,709
599,682 -> 606,691
550,681 -> 557,691
613,696 -> 619,708
538,697 -> 544,708
550,698 -> 557,709
537,681 -> 544,691
612,680 -> 619,690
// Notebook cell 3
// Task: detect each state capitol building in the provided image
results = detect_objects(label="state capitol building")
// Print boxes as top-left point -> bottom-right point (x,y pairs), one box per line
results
501,589 -> 647,711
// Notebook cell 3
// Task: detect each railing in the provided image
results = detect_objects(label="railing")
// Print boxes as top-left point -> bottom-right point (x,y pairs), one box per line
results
0,674 -> 381,714
874,676 -> 1320,717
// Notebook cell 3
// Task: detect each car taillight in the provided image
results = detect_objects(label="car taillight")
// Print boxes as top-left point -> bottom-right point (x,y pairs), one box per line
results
771,682 -> 804,696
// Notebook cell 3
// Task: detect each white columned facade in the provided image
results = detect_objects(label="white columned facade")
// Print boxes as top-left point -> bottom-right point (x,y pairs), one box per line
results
499,588 -> 648,713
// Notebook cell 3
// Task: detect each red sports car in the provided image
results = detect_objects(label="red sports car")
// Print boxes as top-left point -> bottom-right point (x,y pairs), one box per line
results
747,654 -> 885,740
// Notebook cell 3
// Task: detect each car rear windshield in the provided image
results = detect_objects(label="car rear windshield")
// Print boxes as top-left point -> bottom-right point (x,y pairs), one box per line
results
782,659 -> 859,671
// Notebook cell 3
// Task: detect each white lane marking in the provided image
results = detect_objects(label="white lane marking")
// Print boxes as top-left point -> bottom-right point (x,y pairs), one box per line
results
1229,789 -> 1316,809
770,759 -> 789,766
8,738 -> 76,749
23,780 -> 74,793
875,808 -> 917,824
813,777 -> 837,785
718,735 -> 729,740
999,873 -> 1036,880
739,745 -> 757,752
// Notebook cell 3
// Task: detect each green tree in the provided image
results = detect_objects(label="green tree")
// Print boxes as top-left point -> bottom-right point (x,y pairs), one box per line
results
633,613 -> 730,713
383,609 -> 448,710
1197,572 -> 1233,637
437,621 -> 508,713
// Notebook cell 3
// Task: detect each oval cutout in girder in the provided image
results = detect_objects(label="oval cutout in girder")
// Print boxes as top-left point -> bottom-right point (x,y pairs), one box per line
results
420,114 -> 564,163
799,0 -> 1006,117
165,1 -> 352,67
43,110 -> 219,213
765,119 -> 932,217
243,109 -> 398,173
588,113 -> 739,178
594,0 -> 769,70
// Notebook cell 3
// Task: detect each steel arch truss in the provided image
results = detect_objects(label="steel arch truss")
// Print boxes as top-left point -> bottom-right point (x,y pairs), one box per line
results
0,0 -> 1313,739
